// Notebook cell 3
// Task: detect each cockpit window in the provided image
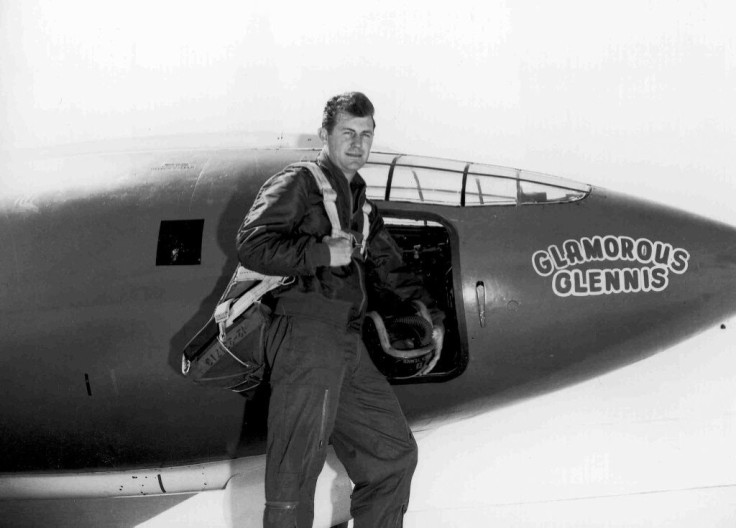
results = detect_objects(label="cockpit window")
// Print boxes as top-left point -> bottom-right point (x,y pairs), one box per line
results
464,170 -> 517,205
389,165 -> 463,205
362,152 -> 590,206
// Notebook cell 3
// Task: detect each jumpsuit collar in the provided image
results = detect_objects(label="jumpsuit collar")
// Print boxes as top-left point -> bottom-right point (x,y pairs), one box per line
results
316,150 -> 367,194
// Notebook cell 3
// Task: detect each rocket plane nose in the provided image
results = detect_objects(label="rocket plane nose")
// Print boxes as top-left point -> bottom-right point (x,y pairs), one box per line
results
673,208 -> 736,325
494,186 -> 736,398
582,188 -> 736,348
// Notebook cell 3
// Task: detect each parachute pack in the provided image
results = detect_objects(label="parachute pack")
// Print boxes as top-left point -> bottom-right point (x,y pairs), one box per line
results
181,162 -> 371,393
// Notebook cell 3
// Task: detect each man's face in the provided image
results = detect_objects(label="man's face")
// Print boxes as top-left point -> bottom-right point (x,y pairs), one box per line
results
319,112 -> 375,178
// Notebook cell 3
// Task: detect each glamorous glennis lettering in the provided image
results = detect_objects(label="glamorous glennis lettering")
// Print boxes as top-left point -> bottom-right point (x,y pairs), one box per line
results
532,235 -> 690,297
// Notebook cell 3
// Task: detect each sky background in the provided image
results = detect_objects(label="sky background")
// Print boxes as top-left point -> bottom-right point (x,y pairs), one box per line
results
1,0 -> 735,218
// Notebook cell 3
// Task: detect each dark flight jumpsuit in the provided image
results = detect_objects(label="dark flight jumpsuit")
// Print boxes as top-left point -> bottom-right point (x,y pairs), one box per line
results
237,151 -> 440,528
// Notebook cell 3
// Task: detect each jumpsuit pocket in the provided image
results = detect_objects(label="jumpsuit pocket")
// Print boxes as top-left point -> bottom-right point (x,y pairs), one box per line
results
269,383 -> 334,478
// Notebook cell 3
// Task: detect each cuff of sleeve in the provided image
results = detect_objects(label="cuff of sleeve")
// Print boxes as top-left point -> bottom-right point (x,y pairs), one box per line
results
306,242 -> 331,270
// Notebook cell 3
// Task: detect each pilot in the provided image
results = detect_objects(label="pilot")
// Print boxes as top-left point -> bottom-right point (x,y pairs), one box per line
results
236,91 -> 444,528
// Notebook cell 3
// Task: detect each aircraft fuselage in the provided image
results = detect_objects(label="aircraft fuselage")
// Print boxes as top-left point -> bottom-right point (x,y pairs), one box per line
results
1,145 -> 735,476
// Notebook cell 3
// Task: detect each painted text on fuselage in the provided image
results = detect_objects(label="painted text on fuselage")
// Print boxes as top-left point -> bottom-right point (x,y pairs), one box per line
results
532,235 -> 690,297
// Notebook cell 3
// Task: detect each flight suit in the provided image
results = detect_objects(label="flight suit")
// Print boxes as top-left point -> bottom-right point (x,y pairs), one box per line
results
237,151 -> 440,527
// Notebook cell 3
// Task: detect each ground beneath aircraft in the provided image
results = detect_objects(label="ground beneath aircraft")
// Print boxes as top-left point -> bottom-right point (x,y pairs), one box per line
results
2,486 -> 736,527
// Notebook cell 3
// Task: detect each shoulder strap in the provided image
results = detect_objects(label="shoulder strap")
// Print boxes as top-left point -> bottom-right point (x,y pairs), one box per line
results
360,200 -> 372,257
289,162 -> 342,239
289,162 -> 372,257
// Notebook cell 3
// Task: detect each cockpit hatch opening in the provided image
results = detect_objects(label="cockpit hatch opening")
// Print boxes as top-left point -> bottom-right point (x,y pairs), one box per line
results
363,215 -> 465,384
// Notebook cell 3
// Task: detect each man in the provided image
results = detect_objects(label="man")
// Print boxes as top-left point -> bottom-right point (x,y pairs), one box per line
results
237,92 -> 444,528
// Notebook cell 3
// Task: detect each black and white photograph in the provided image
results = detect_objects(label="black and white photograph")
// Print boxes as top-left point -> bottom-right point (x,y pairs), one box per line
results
1,1 -> 735,526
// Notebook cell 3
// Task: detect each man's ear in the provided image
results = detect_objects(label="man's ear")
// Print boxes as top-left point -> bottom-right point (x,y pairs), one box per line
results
318,127 -> 328,144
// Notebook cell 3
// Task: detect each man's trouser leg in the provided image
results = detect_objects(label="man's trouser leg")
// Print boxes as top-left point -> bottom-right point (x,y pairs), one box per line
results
262,315 -> 417,528
331,337 -> 418,528
262,316 -> 350,528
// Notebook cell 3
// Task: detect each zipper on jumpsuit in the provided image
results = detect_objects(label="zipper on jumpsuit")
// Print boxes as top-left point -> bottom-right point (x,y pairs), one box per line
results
318,388 -> 329,449
342,176 -> 368,317
352,196 -> 368,369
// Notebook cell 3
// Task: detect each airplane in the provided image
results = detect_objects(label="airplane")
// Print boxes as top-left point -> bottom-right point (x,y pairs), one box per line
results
1,133 -> 735,527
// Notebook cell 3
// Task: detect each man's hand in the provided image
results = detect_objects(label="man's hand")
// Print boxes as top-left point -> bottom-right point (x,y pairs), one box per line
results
323,236 -> 353,267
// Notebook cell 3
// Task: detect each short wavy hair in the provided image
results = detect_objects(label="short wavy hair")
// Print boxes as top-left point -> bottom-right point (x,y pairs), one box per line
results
322,92 -> 376,133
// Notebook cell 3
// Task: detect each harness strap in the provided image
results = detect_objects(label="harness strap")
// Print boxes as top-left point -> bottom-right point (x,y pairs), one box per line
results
216,275 -> 292,337
361,200 -> 371,257
291,162 -> 372,256
234,267 -> 270,282
291,162 -> 344,239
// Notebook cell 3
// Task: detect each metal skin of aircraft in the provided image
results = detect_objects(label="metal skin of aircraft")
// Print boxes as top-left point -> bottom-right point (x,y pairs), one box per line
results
1,136 -> 736,526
